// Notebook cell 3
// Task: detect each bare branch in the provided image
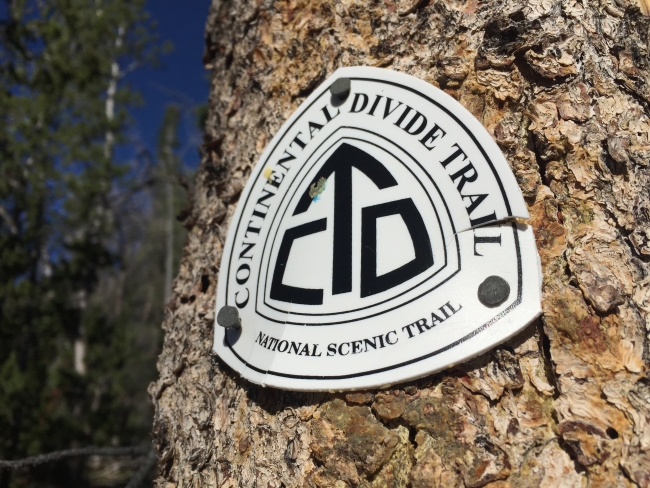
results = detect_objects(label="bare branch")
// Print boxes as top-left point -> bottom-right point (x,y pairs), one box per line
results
120,60 -> 141,77
125,450 -> 157,488
110,177 -> 157,208
0,446 -> 149,470
0,204 -> 18,235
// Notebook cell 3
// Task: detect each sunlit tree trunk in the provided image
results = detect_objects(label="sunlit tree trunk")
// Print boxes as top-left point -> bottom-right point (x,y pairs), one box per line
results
70,23 -> 125,378
150,0 -> 650,485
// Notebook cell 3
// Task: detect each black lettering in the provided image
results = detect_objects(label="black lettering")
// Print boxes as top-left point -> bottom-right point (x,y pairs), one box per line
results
350,93 -> 369,113
440,143 -> 467,168
244,221 -> 262,239
420,123 -> 447,150
312,344 -> 322,357
290,133 -> 306,150
269,337 -> 279,351
289,341 -> 302,354
268,171 -> 284,188
444,302 -> 462,314
352,341 -> 362,354
277,150 -> 296,171
449,162 -> 478,192
414,318 -> 432,334
385,331 -> 398,345
367,94 -> 383,116
361,198 -> 433,297
327,343 -> 337,356
462,193 -> 488,216
394,106 -> 413,127
383,98 -> 402,119
321,105 -> 339,122
470,211 -> 497,228
474,234 -> 502,256
430,311 -> 445,325
236,264 -> 250,285
402,111 -> 428,135
402,323 -> 416,338
256,188 -> 275,209
235,289 -> 249,308
439,304 -> 451,319
277,340 -> 289,353
270,218 -> 327,305
252,189 -> 275,219
260,335 -> 269,348
239,242 -> 255,261
255,332 -> 266,344
364,337 -> 378,351
299,343 -> 311,356
292,144 -> 397,296
338,342 -> 350,356
252,208 -> 267,219
308,121 -> 323,138
376,334 -> 386,348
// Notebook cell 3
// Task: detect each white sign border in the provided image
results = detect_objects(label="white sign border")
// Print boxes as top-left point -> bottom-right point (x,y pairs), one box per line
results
213,66 -> 541,391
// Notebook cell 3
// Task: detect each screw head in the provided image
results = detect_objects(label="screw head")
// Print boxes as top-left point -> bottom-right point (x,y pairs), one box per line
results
217,305 -> 241,330
330,78 -> 351,101
478,276 -> 510,307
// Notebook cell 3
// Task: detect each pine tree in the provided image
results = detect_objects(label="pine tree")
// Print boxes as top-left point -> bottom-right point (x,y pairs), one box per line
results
0,1 -> 160,486
83,104 -> 189,470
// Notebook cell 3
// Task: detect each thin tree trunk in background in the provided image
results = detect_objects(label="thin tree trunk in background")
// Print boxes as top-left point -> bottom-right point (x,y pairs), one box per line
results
104,25 -> 124,160
71,24 -> 125,377
164,166 -> 174,304
162,121 -> 177,304
150,0 -> 650,486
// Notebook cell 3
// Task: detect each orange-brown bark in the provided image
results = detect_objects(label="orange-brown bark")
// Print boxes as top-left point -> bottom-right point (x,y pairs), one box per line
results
150,0 -> 650,485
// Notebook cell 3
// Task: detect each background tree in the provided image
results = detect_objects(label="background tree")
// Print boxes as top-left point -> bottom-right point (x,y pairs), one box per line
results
76,104 -> 190,488
150,0 -> 650,486
0,1 -> 180,486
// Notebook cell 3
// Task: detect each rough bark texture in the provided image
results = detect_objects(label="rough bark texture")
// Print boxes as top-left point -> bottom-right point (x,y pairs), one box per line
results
149,0 -> 650,485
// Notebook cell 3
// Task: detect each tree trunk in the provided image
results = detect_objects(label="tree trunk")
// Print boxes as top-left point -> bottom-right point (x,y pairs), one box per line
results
149,0 -> 650,486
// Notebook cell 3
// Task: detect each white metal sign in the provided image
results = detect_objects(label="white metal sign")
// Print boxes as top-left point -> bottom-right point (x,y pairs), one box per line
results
213,67 -> 542,391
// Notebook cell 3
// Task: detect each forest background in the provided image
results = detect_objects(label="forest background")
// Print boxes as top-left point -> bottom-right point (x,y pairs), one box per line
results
0,1 -> 209,486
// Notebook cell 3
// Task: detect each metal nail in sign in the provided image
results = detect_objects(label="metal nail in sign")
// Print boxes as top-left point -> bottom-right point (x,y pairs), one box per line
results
214,67 -> 542,391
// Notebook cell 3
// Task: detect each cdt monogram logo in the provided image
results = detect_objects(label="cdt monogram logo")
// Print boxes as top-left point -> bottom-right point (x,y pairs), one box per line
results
270,142 -> 434,306
214,67 -> 542,391
258,133 -> 456,325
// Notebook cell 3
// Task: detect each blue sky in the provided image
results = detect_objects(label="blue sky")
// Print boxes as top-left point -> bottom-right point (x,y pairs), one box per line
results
0,1 -> 211,168
125,0 -> 212,169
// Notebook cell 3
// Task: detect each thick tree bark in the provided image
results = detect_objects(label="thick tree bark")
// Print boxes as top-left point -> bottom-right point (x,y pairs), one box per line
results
149,0 -> 650,486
